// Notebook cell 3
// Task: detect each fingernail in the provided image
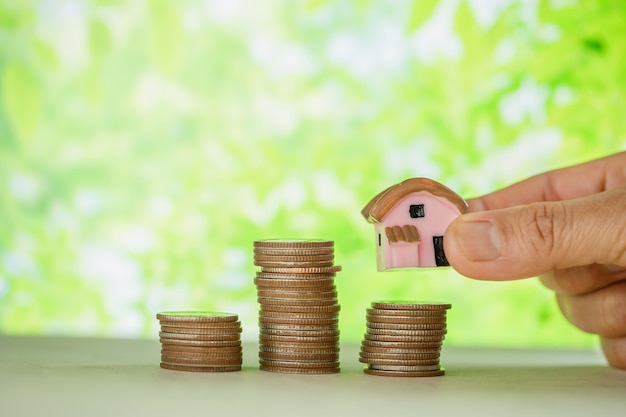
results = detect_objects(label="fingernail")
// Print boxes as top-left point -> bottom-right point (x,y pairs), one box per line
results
456,220 -> 501,261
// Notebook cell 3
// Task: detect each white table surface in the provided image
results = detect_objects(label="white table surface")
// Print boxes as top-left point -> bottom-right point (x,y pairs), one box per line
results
1,335 -> 625,416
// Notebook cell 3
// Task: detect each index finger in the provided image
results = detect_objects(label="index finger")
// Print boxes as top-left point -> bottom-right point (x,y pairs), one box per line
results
468,151 -> 626,212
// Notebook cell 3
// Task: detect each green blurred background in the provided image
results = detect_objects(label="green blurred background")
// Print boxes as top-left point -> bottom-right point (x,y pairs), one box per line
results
0,0 -> 624,348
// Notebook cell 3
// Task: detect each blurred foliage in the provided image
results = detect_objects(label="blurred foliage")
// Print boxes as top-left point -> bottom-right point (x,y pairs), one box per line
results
0,0 -> 624,348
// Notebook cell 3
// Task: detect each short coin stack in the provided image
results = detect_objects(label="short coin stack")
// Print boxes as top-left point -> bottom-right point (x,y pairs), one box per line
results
157,311 -> 243,372
254,239 -> 341,374
360,301 -> 450,377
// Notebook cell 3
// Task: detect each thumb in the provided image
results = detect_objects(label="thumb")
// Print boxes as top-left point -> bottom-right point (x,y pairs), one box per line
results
443,186 -> 626,280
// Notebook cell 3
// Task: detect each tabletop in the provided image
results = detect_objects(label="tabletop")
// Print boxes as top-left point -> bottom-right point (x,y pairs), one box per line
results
1,335 -> 625,416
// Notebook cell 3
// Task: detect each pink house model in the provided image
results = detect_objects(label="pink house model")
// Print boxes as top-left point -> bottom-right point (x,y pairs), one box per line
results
361,178 -> 468,270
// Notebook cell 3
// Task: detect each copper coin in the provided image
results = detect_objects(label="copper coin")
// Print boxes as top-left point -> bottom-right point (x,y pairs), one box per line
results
364,333 -> 445,343
255,260 -> 336,268
258,297 -> 338,306
260,323 -> 338,332
160,362 -> 241,372
359,351 -> 440,361
359,357 -> 440,366
260,365 -> 340,374
256,285 -> 336,293
259,316 -> 338,325
257,290 -> 337,299
256,272 -> 336,280
254,278 -> 335,288
361,340 -> 442,349
162,349 -> 243,360
366,314 -> 446,324
367,322 -> 446,331
259,345 -> 340,355
260,311 -> 338,319
156,311 -> 238,322
159,331 -> 240,341
254,239 -> 334,248
261,266 -> 342,274
158,320 -> 242,329
363,368 -> 445,377
366,328 -> 447,336
259,359 -> 339,369
260,328 -> 339,337
260,304 -> 341,313
260,352 -> 339,362
159,338 -> 242,347
160,325 -> 243,334
254,254 -> 334,262
371,301 -> 451,311
360,345 -> 440,354
161,344 -> 242,353
161,355 -> 242,366
367,308 -> 447,317
368,364 -> 441,372
259,334 -> 339,344
254,248 -> 334,256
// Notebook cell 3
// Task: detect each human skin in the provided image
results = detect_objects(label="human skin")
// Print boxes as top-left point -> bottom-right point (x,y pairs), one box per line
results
443,151 -> 626,369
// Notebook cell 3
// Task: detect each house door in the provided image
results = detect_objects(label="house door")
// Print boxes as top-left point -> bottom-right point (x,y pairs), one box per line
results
432,236 -> 449,266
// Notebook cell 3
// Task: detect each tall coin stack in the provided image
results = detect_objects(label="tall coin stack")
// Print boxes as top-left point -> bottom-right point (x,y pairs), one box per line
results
359,301 -> 450,377
253,239 -> 342,374
157,311 -> 243,372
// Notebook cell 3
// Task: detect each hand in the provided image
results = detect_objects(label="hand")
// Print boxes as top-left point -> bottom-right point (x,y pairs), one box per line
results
443,152 -> 626,369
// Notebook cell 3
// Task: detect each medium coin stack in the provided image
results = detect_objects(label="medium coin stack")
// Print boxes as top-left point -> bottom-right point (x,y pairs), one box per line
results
254,239 -> 341,374
157,311 -> 243,372
360,301 -> 451,377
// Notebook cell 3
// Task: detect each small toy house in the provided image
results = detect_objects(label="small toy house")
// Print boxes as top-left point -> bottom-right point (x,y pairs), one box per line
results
361,178 -> 468,270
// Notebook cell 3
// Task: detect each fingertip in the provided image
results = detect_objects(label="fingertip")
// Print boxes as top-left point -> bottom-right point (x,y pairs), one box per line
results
601,336 -> 626,370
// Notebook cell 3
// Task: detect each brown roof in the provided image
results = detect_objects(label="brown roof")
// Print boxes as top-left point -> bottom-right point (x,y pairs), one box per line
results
362,178 -> 468,223
385,225 -> 420,243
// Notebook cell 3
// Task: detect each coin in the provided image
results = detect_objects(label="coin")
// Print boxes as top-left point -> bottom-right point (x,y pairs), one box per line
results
366,314 -> 446,324
259,345 -> 340,355
159,338 -> 242,347
161,344 -> 242,353
159,331 -> 241,341
371,301 -> 452,311
254,239 -> 334,249
254,248 -> 335,256
259,328 -> 339,337
258,297 -> 339,306
260,266 -> 342,274
160,362 -> 241,372
366,308 -> 447,317
361,339 -> 442,349
259,316 -> 338,325
162,349 -> 242,359
256,272 -> 336,280
161,355 -> 242,366
360,345 -> 440,354
358,357 -> 440,366
365,328 -> 447,336
156,311 -> 238,322
367,322 -> 446,330
260,365 -> 340,374
359,351 -> 440,361
260,311 -> 338,320
363,368 -> 445,377
256,285 -> 336,293
254,254 -> 335,262
259,359 -> 339,369
364,333 -> 445,342
160,325 -> 242,334
260,352 -> 339,362
368,364 -> 441,372
254,278 -> 335,288
260,304 -> 341,313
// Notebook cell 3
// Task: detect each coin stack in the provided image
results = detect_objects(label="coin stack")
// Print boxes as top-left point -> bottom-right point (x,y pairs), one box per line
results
157,311 -> 243,372
359,301 -> 450,377
253,239 -> 342,374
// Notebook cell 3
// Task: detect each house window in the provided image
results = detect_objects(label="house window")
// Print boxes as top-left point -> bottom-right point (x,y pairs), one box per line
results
378,233 -> 381,246
409,204 -> 425,218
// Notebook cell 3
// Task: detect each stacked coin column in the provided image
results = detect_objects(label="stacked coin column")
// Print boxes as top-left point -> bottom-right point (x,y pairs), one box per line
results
157,311 -> 243,372
253,239 -> 342,374
359,301 -> 450,377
